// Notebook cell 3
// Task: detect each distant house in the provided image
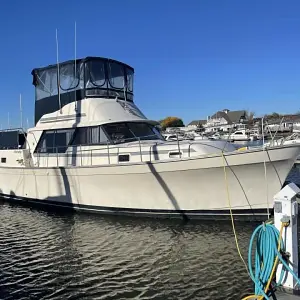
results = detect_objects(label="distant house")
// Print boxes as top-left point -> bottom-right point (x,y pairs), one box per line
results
187,120 -> 206,129
205,109 -> 247,133
263,114 -> 300,133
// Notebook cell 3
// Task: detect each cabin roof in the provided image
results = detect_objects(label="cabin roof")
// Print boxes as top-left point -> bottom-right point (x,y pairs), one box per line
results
31,56 -> 134,74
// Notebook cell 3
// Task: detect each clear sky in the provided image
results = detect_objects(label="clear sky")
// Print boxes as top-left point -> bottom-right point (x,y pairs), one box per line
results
0,0 -> 300,127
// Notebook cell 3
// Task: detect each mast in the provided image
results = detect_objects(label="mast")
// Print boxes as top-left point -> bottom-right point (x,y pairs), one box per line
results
74,21 -> 77,111
56,29 -> 62,113
7,112 -> 10,129
20,93 -> 23,129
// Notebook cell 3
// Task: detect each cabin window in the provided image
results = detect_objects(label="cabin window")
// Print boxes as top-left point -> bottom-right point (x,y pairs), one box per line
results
0,130 -> 23,149
71,126 -> 109,146
118,154 -> 130,162
35,129 -> 75,153
127,123 -> 158,141
169,152 -> 182,158
55,129 -> 75,153
1,158 -> 6,163
36,130 -> 55,153
103,123 -> 135,144
103,122 -> 163,144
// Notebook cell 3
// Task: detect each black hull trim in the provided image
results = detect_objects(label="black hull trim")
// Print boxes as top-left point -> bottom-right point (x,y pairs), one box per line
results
0,193 -> 272,221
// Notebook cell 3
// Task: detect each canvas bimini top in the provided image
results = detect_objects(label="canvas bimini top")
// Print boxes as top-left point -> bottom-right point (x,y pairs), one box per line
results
31,57 -> 134,124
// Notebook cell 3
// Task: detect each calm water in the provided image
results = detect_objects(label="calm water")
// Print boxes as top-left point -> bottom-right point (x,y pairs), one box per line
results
0,201 -> 260,300
1,155 -> 300,299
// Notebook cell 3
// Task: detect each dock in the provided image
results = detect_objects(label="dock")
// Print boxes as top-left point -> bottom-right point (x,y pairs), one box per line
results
277,290 -> 300,300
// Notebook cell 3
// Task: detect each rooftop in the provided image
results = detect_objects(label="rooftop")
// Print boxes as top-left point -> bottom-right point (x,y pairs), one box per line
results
188,120 -> 206,126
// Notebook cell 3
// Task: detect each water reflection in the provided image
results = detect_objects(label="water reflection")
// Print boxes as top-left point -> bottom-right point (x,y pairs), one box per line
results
0,203 -> 257,299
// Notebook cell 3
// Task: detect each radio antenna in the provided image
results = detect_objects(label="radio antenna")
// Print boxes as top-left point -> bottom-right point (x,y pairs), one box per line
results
74,21 -> 77,112
20,93 -> 23,129
56,29 -> 62,114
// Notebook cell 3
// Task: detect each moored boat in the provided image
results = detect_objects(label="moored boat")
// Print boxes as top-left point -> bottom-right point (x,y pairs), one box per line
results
0,56 -> 299,220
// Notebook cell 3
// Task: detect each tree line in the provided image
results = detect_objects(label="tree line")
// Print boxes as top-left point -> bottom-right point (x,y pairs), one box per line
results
158,117 -> 184,130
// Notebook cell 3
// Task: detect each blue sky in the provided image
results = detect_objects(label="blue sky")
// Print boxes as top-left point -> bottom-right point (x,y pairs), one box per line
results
0,0 -> 300,127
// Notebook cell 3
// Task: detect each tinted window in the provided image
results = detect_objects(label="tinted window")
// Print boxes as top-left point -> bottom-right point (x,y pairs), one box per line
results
36,131 -> 55,153
103,122 -> 163,144
0,131 -> 20,149
71,126 -> 109,146
127,123 -> 157,141
103,123 -> 135,144
55,129 -> 75,153
36,129 -> 75,153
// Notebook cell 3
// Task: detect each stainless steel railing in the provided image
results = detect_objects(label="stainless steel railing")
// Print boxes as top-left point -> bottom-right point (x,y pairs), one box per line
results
34,133 -> 189,167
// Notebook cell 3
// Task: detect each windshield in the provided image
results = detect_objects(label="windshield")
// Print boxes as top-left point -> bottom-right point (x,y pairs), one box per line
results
103,122 -> 163,144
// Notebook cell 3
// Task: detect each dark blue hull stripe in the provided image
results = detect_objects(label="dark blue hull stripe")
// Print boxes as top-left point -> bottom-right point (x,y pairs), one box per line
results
0,193 -> 272,220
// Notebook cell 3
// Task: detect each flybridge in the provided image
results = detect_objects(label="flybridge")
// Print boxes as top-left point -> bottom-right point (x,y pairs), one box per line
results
31,57 -> 134,124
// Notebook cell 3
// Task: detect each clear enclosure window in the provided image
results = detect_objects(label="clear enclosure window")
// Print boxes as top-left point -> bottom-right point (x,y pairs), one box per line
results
126,68 -> 134,92
60,63 -> 80,91
86,60 -> 106,87
108,62 -> 124,89
35,68 -> 58,100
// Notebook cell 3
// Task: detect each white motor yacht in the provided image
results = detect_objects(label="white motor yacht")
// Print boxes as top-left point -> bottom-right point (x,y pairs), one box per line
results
223,129 -> 251,141
0,56 -> 299,220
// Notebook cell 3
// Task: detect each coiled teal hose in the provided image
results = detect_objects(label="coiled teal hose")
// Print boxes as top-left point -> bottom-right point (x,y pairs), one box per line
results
246,222 -> 300,300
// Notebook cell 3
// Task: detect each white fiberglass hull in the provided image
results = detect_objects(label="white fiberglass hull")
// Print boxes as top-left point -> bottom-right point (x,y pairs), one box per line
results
0,145 -> 299,220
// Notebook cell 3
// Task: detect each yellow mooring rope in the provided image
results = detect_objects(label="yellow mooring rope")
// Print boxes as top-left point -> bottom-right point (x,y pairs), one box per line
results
221,152 -> 249,275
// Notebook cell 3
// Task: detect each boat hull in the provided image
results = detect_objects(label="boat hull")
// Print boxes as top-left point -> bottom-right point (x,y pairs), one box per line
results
0,145 -> 299,220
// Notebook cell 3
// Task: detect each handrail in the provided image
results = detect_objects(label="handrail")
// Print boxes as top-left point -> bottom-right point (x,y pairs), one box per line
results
34,135 -> 176,155
138,138 -> 142,161
176,133 -> 181,158
32,132 -> 248,167
34,136 -> 240,158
